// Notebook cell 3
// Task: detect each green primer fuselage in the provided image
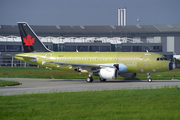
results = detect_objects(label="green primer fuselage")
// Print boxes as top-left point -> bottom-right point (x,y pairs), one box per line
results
15,52 -> 170,73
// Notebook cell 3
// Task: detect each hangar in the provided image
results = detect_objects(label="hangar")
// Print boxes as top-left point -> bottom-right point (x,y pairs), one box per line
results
0,24 -> 180,66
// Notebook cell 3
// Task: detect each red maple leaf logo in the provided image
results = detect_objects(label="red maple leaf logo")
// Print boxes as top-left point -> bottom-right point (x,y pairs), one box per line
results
23,34 -> 35,49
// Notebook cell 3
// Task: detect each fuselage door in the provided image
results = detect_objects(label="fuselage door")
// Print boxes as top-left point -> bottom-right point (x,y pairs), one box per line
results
45,53 -> 52,65
143,53 -> 151,71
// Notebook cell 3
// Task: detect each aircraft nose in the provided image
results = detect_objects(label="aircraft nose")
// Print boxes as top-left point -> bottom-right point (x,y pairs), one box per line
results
169,61 -> 175,70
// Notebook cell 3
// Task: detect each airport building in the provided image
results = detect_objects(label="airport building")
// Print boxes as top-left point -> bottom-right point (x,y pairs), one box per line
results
0,24 -> 180,66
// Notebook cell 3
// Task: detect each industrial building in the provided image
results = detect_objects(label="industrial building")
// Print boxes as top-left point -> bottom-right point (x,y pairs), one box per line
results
0,24 -> 180,66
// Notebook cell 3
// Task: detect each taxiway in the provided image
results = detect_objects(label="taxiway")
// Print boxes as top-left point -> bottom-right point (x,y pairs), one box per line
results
0,78 -> 180,95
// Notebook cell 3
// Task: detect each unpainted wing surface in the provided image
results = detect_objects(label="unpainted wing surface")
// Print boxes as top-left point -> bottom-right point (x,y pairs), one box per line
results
49,61 -> 117,72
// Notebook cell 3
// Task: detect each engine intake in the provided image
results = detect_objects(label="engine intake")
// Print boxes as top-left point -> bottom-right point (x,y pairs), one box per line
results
114,64 -> 127,73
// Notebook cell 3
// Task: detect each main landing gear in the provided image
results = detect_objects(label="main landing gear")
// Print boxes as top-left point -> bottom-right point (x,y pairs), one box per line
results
99,78 -> 106,82
147,72 -> 152,82
86,77 -> 107,83
86,72 -> 93,83
86,77 -> 93,82
86,72 -> 107,83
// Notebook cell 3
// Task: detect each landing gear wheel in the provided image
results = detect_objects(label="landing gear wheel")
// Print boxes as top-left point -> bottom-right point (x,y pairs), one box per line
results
86,77 -> 93,83
148,78 -> 152,82
100,78 -> 106,82
147,72 -> 152,82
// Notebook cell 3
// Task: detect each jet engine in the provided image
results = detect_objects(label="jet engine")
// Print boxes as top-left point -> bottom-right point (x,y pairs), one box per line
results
114,64 -> 127,73
119,73 -> 137,78
98,67 -> 118,80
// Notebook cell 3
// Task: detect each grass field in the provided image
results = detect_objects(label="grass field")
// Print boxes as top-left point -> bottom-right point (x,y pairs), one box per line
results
0,67 -> 180,119
0,86 -> 180,120
0,67 -> 179,80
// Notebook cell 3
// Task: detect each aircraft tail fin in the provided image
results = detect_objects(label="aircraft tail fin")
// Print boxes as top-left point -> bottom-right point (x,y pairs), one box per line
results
17,22 -> 51,53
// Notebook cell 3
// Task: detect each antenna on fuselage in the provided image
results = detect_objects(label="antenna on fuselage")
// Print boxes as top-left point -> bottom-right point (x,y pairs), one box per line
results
76,49 -> 79,52
146,50 -> 148,52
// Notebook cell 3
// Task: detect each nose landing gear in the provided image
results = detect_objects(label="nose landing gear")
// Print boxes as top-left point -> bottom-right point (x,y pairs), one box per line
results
147,72 -> 152,82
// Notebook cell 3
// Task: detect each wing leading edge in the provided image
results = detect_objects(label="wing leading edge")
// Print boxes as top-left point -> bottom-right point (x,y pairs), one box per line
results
49,61 -> 117,72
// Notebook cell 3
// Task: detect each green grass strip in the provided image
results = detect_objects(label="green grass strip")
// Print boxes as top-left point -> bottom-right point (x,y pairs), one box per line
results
0,86 -> 180,120
0,80 -> 21,87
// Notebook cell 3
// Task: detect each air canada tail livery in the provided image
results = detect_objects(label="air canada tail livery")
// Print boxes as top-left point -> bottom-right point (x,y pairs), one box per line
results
18,22 -> 51,52
15,22 -> 175,82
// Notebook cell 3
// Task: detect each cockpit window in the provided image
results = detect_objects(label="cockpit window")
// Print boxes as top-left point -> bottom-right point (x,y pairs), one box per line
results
157,57 -> 167,61
163,57 -> 167,60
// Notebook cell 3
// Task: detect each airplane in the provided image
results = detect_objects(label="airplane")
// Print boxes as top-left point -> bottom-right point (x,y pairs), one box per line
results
14,22 -> 175,82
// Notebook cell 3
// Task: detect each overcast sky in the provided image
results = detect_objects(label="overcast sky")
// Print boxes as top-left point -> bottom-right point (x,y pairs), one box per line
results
0,0 -> 180,26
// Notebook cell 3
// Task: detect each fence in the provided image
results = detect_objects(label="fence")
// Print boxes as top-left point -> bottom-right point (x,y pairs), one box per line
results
0,55 -> 38,67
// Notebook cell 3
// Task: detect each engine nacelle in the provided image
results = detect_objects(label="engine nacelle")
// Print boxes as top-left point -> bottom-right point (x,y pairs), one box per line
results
119,73 -> 137,78
114,64 -> 127,73
98,67 -> 118,80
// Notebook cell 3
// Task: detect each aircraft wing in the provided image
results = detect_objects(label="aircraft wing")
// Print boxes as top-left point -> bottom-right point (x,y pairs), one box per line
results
50,61 -> 115,72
